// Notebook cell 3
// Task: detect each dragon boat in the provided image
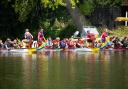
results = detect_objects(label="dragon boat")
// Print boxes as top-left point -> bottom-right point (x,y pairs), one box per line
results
37,47 -> 128,52
0,48 -> 37,53
0,47 -> 127,54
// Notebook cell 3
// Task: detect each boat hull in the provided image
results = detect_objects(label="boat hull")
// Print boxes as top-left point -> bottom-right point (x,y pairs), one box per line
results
37,48 -> 99,52
0,48 -> 37,53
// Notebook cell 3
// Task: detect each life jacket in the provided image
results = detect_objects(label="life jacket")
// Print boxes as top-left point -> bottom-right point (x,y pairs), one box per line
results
78,39 -> 84,45
87,33 -> 96,41
53,40 -> 60,45
60,40 -> 66,48
69,41 -> 74,46
68,41 -> 75,48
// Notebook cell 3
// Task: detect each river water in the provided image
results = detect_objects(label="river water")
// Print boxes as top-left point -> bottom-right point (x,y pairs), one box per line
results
0,50 -> 128,89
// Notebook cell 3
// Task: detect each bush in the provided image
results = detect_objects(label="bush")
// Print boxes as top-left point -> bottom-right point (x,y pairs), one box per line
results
59,24 -> 77,39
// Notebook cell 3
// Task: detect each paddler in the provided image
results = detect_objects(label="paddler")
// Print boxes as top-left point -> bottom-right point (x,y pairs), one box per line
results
46,36 -> 53,49
86,30 -> 96,48
0,39 -> 4,48
52,37 -> 60,49
4,38 -> 13,49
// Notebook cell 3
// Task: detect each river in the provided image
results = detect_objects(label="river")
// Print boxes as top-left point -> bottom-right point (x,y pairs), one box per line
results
0,50 -> 128,89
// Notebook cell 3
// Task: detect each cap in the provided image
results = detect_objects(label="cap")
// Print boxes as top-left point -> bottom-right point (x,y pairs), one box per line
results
56,37 -> 60,40
40,29 -> 43,31
25,29 -> 29,32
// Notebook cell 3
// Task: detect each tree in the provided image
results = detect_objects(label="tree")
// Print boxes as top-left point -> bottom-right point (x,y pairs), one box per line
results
79,0 -> 94,15
94,0 -> 122,7
14,0 -> 79,22
79,0 -> 122,16
14,0 -> 36,22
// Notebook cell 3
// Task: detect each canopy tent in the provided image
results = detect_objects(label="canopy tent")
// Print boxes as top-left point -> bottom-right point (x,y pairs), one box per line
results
115,17 -> 128,21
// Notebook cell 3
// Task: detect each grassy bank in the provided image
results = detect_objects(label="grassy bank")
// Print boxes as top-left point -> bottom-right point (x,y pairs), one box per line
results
97,26 -> 128,37
110,26 -> 128,37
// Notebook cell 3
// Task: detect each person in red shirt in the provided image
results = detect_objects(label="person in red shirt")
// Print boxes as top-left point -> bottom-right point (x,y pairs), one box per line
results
67,38 -> 76,49
101,29 -> 108,43
52,37 -> 60,49
86,30 -> 96,47
76,38 -> 85,48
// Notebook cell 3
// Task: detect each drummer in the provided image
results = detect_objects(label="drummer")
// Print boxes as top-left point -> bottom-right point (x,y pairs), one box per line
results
37,27 -> 46,46
23,29 -> 33,48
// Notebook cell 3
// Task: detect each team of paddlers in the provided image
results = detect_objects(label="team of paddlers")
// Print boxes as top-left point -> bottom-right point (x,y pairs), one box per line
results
0,27 -> 128,50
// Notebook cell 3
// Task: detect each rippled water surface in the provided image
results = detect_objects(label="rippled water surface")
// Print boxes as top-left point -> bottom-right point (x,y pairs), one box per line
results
0,50 -> 128,89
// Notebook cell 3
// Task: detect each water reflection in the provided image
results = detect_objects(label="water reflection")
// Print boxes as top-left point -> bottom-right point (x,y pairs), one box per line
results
0,51 -> 128,89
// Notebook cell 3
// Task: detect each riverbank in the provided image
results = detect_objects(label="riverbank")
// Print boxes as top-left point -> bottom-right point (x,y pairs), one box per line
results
110,26 -> 128,37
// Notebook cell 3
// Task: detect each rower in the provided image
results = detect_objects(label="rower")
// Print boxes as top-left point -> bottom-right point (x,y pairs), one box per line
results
4,38 -> 13,49
60,38 -> 67,49
121,37 -> 128,48
46,37 -> 53,49
0,39 -> 4,49
68,38 -> 76,49
52,37 -> 60,49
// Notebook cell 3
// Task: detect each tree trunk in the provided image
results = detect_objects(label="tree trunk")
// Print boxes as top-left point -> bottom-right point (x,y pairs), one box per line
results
65,0 -> 86,33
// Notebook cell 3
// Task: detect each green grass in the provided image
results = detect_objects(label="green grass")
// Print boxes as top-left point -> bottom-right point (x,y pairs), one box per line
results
110,26 -> 128,37
97,26 -> 128,37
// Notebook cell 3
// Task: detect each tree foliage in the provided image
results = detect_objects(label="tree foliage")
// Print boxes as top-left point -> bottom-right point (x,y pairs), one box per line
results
40,0 -> 79,9
14,0 -> 79,22
79,0 -> 94,15
0,0 -> 123,38
14,0 -> 35,22
1,0 -> 123,22
79,0 -> 122,16
94,0 -> 122,7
